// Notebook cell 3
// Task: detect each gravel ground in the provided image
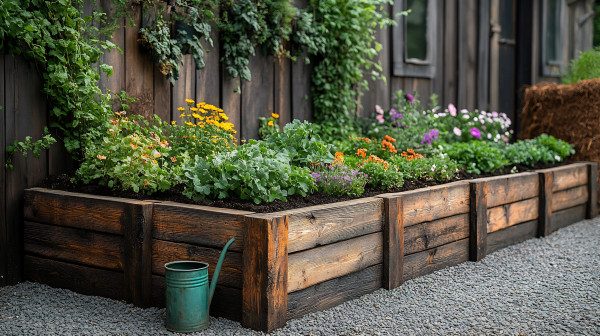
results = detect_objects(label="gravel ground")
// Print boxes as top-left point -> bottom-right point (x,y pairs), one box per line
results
1,217 -> 599,336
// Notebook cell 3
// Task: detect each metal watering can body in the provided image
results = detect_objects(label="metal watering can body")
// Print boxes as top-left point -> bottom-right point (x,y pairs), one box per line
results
164,237 -> 236,333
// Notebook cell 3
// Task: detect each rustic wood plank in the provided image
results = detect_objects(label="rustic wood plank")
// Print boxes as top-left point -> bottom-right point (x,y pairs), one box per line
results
382,197 -> 403,290
221,64 -> 241,141
5,56 -> 49,284
483,172 -> 539,208
151,239 -> 243,288
587,162 -> 598,218
241,54 -> 274,140
539,171 -> 553,237
99,0 -> 126,96
470,181 -> 487,261
442,0 -> 458,106
486,220 -> 537,255
287,264 -> 382,320
153,67 -> 171,122
242,214 -> 288,332
24,255 -> 124,301
487,197 -> 539,233
195,23 -> 220,106
550,163 -> 588,192
0,52 -> 5,285
375,5 -> 391,111
457,0 -> 478,109
122,202 -> 153,307
152,275 -> 242,322
274,55 -> 292,127
281,197 -> 383,253
403,238 -> 469,282
404,213 -> 470,255
551,204 -> 586,233
388,182 -> 470,227
23,188 -> 149,234
152,202 -> 251,252
551,185 -> 589,212
24,221 -> 122,271
290,51 -> 313,122
172,55 -> 196,121
287,232 -> 382,293
125,5 -> 154,118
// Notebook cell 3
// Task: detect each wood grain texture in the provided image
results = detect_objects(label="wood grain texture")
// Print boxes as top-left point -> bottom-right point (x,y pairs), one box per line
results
382,197 -> 403,290
290,51 -> 313,122
587,162 -> 598,218
0,53 -> 5,285
151,239 -> 243,288
241,54 -> 274,140
152,201 -> 252,252
551,204 -> 586,233
469,181 -> 487,261
98,0 -> 125,96
287,264 -> 382,320
539,171 -> 553,237
551,185 -> 588,212
404,213 -> 470,255
125,5 -> 154,118
24,255 -> 124,301
274,55 -> 292,127
388,182 -> 470,227
287,232 -> 383,293
442,0 -> 458,106
549,163 -> 588,192
195,23 -> 220,106
153,66 -> 171,122
486,220 -> 537,255
152,275 -> 242,322
122,202 -> 153,307
221,64 -> 241,141
172,55 -> 196,121
457,0 -> 478,109
282,197 -> 384,253
24,221 -> 122,271
242,214 -> 288,332
483,172 -> 539,207
487,197 -> 539,233
403,238 -> 469,282
24,188 -> 150,234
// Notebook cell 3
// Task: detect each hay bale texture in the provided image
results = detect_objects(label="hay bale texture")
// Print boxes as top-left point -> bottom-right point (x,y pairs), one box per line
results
520,78 -> 600,206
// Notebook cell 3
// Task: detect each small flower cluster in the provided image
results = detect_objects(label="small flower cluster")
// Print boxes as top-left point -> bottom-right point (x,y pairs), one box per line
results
333,152 -> 344,165
431,104 -> 512,143
258,113 -> 280,139
381,135 -> 397,153
310,163 -> 369,197
400,148 -> 423,161
421,129 -> 439,145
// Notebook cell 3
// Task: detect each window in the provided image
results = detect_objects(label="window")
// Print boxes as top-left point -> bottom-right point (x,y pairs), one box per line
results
541,0 -> 566,76
393,0 -> 438,78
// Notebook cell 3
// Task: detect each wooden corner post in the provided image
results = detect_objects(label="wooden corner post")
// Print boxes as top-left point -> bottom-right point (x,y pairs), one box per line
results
587,162 -> 598,219
469,181 -> 488,261
382,196 -> 404,290
242,214 -> 288,332
122,201 -> 153,307
539,171 -> 553,237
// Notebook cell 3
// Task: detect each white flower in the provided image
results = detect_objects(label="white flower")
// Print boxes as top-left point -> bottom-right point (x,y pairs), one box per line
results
487,133 -> 492,139
474,117 -> 478,121
555,155 -> 561,161
431,164 -> 436,172
462,114 -> 469,119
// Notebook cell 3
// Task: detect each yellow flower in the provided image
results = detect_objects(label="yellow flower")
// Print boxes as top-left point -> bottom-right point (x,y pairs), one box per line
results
268,120 -> 274,126
152,159 -> 158,164
199,109 -> 208,114
177,107 -> 186,111
192,113 -> 201,119
170,156 -> 177,162
272,113 -> 279,119
219,113 -> 229,120
171,121 -> 176,125
184,121 -> 194,127
190,107 -> 199,112
212,139 -> 217,143
185,99 -> 195,104
180,114 -> 186,118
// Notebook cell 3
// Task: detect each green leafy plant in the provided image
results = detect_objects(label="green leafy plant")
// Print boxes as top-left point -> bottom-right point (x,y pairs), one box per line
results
5,128 -> 57,170
183,140 -> 315,204
344,154 -> 404,191
390,152 -> 459,182
264,120 -> 335,166
443,141 -> 508,174
310,162 -> 369,197
504,134 -> 574,166
562,46 -> 600,84
258,113 -> 281,140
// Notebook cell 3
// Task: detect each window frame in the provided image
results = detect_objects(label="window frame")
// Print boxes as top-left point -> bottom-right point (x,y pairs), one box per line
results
393,0 -> 439,78
540,0 -> 567,77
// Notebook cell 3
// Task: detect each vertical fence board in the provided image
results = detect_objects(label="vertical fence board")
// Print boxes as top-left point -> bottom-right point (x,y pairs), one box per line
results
122,202 -> 153,307
4,56 -> 48,284
274,56 -> 292,128
125,6 -> 154,118
195,27 -> 220,107
99,0 -> 126,96
242,55 -> 274,140
0,53 -> 6,285
221,66 -> 242,141
457,0 -> 478,110
171,55 -> 196,120
376,6 -> 392,112
469,181 -> 487,261
382,196 -> 403,290
443,0 -> 458,106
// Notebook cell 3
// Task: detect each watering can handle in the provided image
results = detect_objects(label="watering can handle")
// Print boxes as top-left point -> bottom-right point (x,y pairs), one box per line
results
208,237 -> 236,307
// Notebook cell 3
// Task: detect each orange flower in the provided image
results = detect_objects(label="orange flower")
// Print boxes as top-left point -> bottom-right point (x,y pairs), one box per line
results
129,142 -> 138,149
381,140 -> 397,153
170,156 -> 177,162
384,135 -> 396,143
333,152 -> 344,165
400,149 -> 423,161
97,155 -> 106,160
356,148 -> 367,158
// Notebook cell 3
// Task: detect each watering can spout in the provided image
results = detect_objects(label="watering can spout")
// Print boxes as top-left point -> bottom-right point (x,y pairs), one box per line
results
208,237 -> 236,307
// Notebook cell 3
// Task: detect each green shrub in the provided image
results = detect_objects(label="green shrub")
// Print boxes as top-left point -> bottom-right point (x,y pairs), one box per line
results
183,140 -> 315,204
390,152 -> 459,182
265,120 -> 335,166
443,141 -> 508,174
562,46 -> 600,84
344,155 -> 404,191
504,134 -> 574,166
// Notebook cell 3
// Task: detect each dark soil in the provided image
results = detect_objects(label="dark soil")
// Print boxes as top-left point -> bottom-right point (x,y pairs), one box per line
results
39,161 -> 571,213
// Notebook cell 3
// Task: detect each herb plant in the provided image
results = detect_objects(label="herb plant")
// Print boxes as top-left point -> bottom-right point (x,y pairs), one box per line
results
310,163 -> 369,197
442,141 -> 508,174
562,46 -> 600,84
264,120 -> 335,166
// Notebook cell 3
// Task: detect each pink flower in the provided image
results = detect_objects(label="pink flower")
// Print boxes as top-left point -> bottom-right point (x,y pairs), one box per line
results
491,111 -> 498,117
405,93 -> 414,104
453,127 -> 462,136
376,114 -> 385,124
470,127 -> 481,139
448,104 -> 457,116
502,135 -> 509,142
461,109 -> 469,114
375,105 -> 384,115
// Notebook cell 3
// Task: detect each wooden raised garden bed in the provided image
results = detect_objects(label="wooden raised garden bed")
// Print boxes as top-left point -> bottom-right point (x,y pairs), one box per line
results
22,162 -> 598,332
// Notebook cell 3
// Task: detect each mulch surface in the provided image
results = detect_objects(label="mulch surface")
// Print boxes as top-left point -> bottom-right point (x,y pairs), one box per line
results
40,161 -> 570,213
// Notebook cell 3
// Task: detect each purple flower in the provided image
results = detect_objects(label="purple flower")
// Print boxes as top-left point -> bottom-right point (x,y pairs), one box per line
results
405,93 -> 414,104
470,127 -> 481,139
421,129 -> 439,145
453,127 -> 462,136
429,129 -> 439,141
448,104 -> 457,117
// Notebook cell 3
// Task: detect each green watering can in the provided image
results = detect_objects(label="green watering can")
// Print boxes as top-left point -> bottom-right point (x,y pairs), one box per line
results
164,237 -> 236,333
